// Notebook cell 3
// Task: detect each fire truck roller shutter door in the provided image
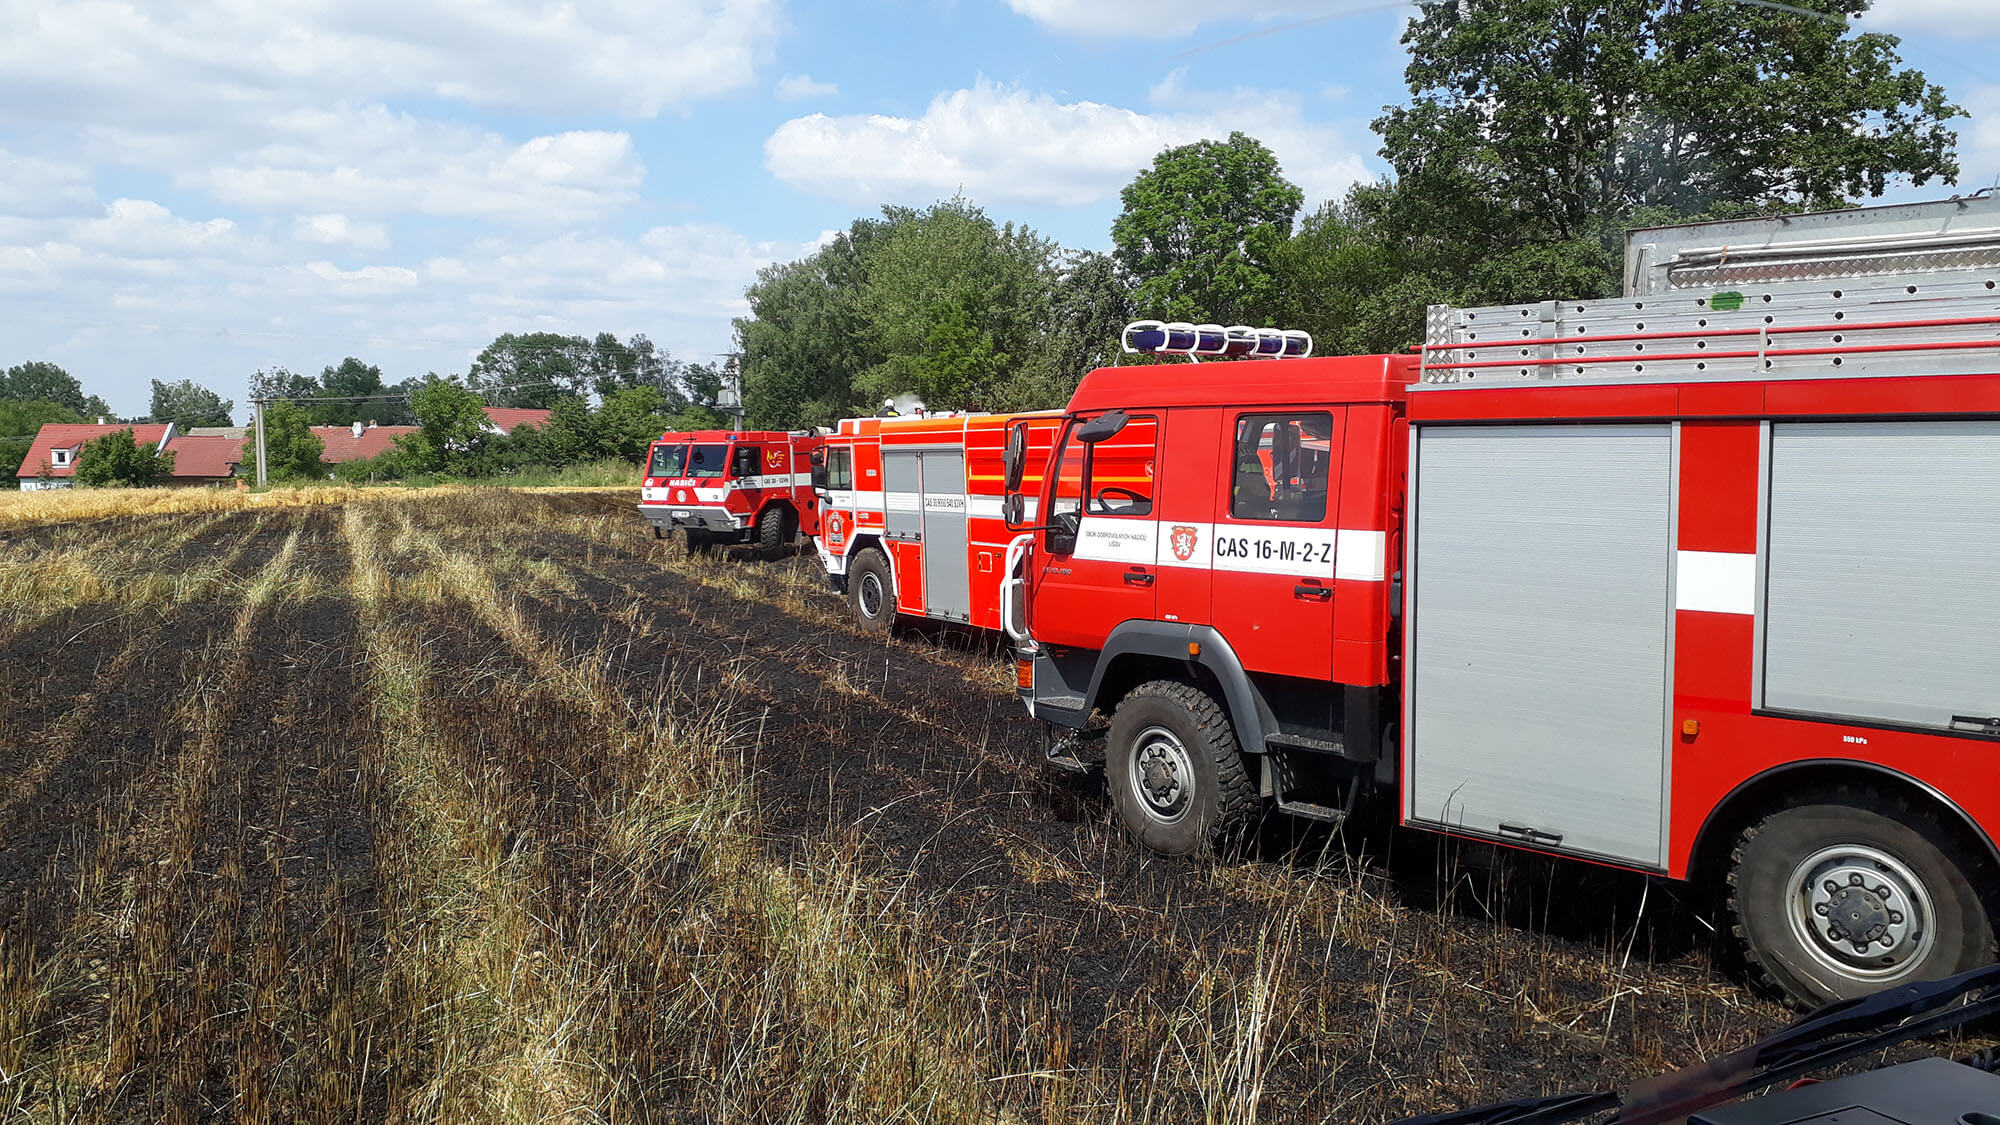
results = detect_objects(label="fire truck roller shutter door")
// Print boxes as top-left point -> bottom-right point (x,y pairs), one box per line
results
1407,424 -> 1674,868
883,452 -> 922,541
920,450 -> 971,622
1761,420 -> 2000,734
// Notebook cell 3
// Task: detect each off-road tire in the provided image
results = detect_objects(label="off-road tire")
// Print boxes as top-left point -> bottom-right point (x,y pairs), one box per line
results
1729,791 -> 1994,1009
757,505 -> 790,560
847,548 -> 893,635
1106,681 -> 1259,857
684,528 -> 716,556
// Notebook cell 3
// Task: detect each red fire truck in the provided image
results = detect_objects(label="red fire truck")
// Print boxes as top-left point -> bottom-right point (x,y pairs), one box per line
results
639,429 -> 823,557
1003,197 -> 2000,1007
810,410 -> 1061,633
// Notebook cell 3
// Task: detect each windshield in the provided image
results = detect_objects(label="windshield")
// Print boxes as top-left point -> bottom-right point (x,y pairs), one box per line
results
686,444 -> 729,479
647,443 -> 688,477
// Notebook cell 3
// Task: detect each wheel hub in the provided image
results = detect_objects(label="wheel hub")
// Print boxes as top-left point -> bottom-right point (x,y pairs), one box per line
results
1787,846 -> 1932,978
859,573 -> 883,616
1130,726 -> 1192,823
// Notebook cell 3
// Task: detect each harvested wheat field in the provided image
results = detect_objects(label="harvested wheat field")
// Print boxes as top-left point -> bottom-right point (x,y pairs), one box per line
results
0,489 -> 1792,1124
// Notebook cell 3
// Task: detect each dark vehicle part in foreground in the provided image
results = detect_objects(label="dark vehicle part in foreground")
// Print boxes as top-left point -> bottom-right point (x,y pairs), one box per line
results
1392,963 -> 2000,1124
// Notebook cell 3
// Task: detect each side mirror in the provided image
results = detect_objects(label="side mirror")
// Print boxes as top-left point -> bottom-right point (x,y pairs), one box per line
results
809,449 -> 828,491
1002,492 -> 1026,528
1002,423 -> 1028,493
1075,410 -> 1129,445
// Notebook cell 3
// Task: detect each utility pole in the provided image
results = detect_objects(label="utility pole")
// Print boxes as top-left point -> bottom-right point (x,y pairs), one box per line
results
715,353 -> 745,432
251,398 -> 267,487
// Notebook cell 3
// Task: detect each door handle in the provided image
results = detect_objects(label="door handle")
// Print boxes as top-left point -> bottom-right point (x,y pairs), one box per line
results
1124,569 -> 1154,587
1293,583 -> 1331,601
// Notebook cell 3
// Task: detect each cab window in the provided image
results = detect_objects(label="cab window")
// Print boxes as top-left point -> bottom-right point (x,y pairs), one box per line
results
825,448 -> 853,490
1084,415 -> 1158,517
1230,413 -> 1333,522
647,443 -> 688,477
730,445 -> 762,478
687,444 -> 729,479
1049,429 -> 1086,522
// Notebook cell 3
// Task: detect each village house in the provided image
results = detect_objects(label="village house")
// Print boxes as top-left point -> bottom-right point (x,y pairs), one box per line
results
14,407 -> 554,488
14,423 -> 244,490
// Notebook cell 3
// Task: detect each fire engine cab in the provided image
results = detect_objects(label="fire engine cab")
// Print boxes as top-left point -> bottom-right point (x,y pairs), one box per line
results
639,429 -> 822,557
1003,196 -> 2000,1008
811,410 -> 1061,633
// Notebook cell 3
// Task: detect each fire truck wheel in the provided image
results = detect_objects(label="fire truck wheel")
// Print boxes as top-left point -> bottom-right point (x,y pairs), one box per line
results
1729,794 -> 1995,1008
757,506 -> 790,560
1106,681 -> 1258,857
847,548 -> 893,634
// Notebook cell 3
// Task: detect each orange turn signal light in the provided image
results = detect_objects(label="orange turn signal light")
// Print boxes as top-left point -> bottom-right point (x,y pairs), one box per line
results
1681,719 -> 1701,737
1188,642 -> 1202,657
1015,658 -> 1034,691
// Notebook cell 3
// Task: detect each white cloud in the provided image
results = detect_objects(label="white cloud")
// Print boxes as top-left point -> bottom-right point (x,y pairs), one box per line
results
190,110 -> 644,226
776,74 -> 840,101
1004,0 -> 1354,37
1859,0 -> 2000,37
294,214 -> 391,251
75,199 -> 236,255
0,150 -> 96,218
302,261 -> 421,295
1963,86 -> 2000,187
0,0 -> 782,122
764,77 -> 1371,209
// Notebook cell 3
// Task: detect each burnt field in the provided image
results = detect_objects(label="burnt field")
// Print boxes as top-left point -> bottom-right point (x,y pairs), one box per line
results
0,490 -> 1789,1123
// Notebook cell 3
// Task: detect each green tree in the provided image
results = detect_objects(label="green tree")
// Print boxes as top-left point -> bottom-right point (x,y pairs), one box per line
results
399,374 -> 492,473
1005,249 -> 1132,411
469,333 -> 594,409
148,378 -> 234,427
311,358 -> 387,425
1375,0 -> 1961,269
1112,132 -> 1303,325
738,215 -> 895,428
72,428 -> 174,486
256,401 -> 325,481
854,199 -> 1056,411
3,361 -> 112,418
591,386 -> 675,462
0,399 -> 84,477
248,366 -> 318,404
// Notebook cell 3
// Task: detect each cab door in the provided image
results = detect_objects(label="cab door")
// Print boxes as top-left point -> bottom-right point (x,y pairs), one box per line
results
1209,410 -> 1345,681
1031,414 -> 1163,650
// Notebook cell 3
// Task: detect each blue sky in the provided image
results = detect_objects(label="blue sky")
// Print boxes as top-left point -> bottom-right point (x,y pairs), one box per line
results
1,0 -> 1997,420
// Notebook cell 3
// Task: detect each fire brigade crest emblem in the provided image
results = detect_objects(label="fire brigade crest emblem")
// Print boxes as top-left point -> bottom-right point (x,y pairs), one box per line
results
1170,525 -> 1199,562
766,448 -> 786,469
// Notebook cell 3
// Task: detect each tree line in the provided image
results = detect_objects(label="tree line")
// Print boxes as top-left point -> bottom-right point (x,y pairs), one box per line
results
736,0 -> 1962,427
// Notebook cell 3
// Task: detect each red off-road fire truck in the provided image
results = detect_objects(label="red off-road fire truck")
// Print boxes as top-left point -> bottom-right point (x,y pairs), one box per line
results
639,429 -> 822,557
1002,197 -> 2000,1008
810,411 -> 1061,633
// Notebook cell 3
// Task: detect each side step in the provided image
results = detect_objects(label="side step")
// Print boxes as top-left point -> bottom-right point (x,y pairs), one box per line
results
1041,726 -> 1096,774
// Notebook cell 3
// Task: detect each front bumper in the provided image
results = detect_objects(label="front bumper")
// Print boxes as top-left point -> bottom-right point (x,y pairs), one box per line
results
637,503 -> 750,537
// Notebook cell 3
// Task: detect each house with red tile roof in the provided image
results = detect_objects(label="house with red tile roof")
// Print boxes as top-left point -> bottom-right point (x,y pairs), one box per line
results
307,407 -> 552,466
15,424 -> 244,489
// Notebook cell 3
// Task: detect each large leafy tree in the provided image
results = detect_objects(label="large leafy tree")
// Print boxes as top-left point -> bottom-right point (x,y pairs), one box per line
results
1376,0 -> 1961,257
3,361 -> 112,418
399,374 -> 493,473
468,333 -> 595,409
72,428 -> 174,486
1111,132 -> 1303,326
149,378 -> 234,427
738,215 -> 894,428
256,401 -> 326,481
855,198 -> 1058,412
311,358 -> 387,425
1003,250 -> 1132,412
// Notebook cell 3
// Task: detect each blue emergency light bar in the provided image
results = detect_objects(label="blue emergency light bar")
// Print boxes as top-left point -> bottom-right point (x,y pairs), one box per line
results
1121,320 -> 1311,360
